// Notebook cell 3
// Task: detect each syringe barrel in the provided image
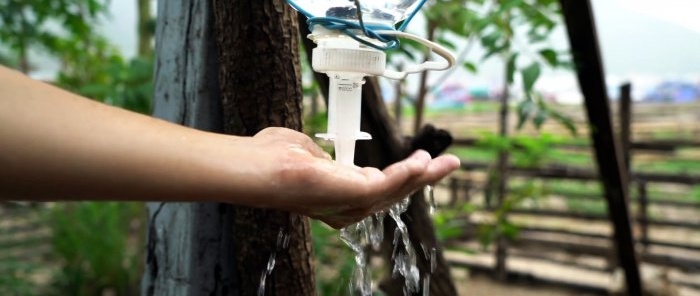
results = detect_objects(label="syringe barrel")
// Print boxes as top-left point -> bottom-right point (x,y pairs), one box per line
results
328,72 -> 364,165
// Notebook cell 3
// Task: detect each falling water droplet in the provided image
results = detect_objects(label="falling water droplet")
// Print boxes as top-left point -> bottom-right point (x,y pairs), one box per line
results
340,218 -> 373,296
388,197 -> 420,294
420,243 -> 430,261
282,233 -> 291,249
266,252 -> 276,274
423,275 -> 431,296
424,185 -> 436,216
368,212 -> 386,250
257,272 -> 267,296
276,228 -> 284,249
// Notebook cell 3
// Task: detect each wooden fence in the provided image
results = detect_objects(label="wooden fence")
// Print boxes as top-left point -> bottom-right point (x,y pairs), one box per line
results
440,158 -> 700,291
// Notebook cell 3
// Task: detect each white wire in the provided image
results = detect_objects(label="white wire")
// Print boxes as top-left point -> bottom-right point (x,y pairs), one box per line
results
373,30 -> 457,80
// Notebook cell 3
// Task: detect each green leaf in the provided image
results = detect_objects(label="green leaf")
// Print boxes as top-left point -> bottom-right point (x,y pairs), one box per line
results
550,109 -> 578,136
463,61 -> 478,74
501,221 -> 520,239
482,42 -> 509,61
539,49 -> 558,66
480,31 -> 502,48
437,36 -> 457,51
533,108 -> 549,128
506,53 -> 518,84
521,62 -> 541,93
516,99 -> 536,129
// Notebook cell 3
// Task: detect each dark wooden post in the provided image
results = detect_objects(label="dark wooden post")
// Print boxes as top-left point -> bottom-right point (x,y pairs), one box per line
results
449,177 -> 459,206
559,0 -> 643,295
619,83 -> 632,174
637,181 -> 650,251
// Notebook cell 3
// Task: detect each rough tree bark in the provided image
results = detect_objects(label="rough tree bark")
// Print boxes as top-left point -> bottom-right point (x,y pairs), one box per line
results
142,1 -> 232,295
211,0 -> 315,295
143,0 -> 314,295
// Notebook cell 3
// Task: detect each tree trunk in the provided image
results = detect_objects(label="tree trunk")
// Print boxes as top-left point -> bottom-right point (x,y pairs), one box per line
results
494,63 -> 511,281
137,0 -> 154,57
212,0 -> 315,295
413,20 -> 437,135
143,1 -> 314,295
143,1 -> 232,295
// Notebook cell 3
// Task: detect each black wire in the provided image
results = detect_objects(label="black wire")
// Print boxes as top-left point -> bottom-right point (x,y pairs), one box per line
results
353,0 -> 371,37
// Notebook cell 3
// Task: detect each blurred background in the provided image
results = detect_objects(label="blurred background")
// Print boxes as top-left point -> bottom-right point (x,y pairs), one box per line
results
1,0 -> 698,295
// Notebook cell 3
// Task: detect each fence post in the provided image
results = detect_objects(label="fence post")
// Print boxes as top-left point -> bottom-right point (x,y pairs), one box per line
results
463,179 -> 472,205
449,177 -> 459,206
637,181 -> 649,251
559,0 -> 643,293
619,83 -> 632,173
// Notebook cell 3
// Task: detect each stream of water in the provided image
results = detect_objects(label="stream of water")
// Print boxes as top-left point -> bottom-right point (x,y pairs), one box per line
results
257,228 -> 290,296
259,186 -> 435,296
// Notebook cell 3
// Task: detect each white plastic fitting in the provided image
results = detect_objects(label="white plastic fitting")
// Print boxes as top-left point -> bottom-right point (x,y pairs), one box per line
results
311,30 -> 379,165
308,27 -> 455,165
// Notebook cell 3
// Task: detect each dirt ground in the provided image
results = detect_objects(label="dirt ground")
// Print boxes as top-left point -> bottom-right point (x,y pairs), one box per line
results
454,273 -> 580,296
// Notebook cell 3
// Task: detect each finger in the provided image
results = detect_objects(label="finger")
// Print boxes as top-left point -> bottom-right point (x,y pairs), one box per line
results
413,154 -> 461,185
374,150 -> 430,192
371,154 -> 460,211
354,150 -> 430,210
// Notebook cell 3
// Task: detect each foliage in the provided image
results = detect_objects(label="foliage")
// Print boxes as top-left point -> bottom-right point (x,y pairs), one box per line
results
476,131 -> 560,168
0,260 -> 39,296
58,55 -> 154,114
392,0 -> 576,134
475,132 -> 555,247
0,0 -> 111,72
432,203 -> 474,241
477,180 -> 547,248
0,0 -> 153,114
304,111 -> 329,137
44,202 -> 145,296
692,186 -> 700,201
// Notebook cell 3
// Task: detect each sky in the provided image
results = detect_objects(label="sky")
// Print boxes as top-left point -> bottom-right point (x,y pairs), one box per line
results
594,0 -> 700,76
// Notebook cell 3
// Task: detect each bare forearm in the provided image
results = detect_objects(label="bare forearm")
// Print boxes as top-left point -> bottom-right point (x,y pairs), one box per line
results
0,66 -> 461,228
0,66 -> 248,202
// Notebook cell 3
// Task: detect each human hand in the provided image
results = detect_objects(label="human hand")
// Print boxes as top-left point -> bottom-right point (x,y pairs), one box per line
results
244,128 -> 460,229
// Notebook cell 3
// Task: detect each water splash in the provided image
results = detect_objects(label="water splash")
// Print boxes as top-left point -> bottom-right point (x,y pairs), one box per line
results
258,228 -> 288,296
340,211 -> 386,296
420,247 -> 437,296
424,185 -> 436,216
422,275 -> 431,296
388,197 -> 420,294
257,251 -> 277,296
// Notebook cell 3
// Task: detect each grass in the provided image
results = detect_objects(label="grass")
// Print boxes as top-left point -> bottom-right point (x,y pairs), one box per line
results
634,157 -> 700,174
562,198 -> 608,216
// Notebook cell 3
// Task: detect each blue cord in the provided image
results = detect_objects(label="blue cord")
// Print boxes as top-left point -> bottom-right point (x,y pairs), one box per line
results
287,0 -> 427,51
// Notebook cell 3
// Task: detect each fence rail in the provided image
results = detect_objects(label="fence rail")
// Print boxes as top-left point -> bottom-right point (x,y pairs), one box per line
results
442,157 -> 700,277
